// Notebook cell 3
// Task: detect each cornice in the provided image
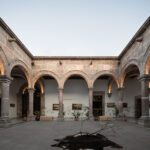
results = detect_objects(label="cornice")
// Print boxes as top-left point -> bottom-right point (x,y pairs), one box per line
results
0,17 -> 33,59
33,56 -> 118,60
118,16 -> 150,60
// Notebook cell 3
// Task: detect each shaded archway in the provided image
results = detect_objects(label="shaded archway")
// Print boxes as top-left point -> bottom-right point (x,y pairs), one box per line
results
122,64 -> 141,119
93,74 -> 119,117
34,75 -> 59,118
10,65 -> 29,118
63,75 -> 89,119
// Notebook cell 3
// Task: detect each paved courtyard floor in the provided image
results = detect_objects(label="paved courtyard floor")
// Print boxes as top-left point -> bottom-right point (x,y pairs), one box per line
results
0,120 -> 149,150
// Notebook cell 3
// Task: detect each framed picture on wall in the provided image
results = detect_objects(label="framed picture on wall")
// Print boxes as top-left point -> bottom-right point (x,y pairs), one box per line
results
10,104 -> 15,107
53,104 -> 59,111
107,102 -> 115,108
72,104 -> 82,110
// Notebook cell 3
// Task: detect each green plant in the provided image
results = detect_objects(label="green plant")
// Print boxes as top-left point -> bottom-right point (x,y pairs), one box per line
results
113,105 -> 119,117
72,110 -> 81,121
34,111 -> 41,121
34,111 -> 41,115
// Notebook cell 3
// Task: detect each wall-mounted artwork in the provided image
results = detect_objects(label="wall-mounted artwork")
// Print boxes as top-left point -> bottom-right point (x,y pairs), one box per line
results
10,104 -> 15,107
72,104 -> 82,110
107,102 -> 115,108
53,104 -> 59,111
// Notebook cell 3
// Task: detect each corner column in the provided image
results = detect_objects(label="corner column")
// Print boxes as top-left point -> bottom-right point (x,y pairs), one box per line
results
117,87 -> 124,116
58,88 -> 64,121
138,75 -> 150,127
0,76 -> 11,127
88,88 -> 94,120
28,88 -> 34,120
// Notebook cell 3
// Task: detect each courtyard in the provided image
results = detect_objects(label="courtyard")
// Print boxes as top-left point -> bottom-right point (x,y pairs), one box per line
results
0,120 -> 149,150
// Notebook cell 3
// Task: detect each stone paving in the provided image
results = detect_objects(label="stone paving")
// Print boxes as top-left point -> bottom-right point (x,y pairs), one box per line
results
0,120 -> 149,150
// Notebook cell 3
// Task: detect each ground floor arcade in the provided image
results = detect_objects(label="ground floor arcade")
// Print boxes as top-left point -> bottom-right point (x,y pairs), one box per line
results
0,65 -> 150,127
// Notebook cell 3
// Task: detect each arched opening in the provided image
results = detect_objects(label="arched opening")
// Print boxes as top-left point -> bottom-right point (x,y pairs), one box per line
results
34,75 -> 59,119
10,65 -> 29,119
93,75 -> 118,118
21,86 -> 29,118
64,75 -> 89,120
123,65 -> 141,119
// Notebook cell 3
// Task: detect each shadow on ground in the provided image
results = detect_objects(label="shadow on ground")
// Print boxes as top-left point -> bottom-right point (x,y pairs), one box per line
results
51,131 -> 123,150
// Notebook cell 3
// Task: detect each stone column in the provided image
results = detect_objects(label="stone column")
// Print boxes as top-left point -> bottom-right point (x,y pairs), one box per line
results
58,88 -> 64,121
41,93 -> 45,116
117,87 -> 124,117
28,88 -> 34,119
138,75 -> 150,127
88,88 -> 94,120
0,76 -> 11,126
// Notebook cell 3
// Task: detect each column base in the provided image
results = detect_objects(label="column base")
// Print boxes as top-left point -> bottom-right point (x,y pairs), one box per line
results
27,116 -> 34,121
88,115 -> 94,121
0,117 -> 11,128
138,116 -> 150,127
57,115 -> 64,121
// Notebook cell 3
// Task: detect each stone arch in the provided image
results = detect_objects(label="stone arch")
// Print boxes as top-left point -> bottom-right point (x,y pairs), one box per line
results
19,83 -> 28,94
9,59 -> 31,87
142,45 -> 150,74
107,79 -> 114,94
36,79 -> 45,94
120,59 -> 140,87
92,70 -> 119,88
0,46 -> 9,75
62,70 -> 90,88
32,70 -> 60,88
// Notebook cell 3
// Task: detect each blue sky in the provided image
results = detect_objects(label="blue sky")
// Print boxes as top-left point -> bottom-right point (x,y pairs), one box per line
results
0,0 -> 150,56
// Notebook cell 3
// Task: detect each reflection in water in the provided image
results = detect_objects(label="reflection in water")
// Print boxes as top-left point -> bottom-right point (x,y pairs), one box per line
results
51,132 -> 123,150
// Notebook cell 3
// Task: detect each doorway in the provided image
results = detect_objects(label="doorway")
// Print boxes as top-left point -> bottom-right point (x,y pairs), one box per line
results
93,93 -> 104,117
22,91 -> 29,117
135,96 -> 142,119
34,85 -> 41,114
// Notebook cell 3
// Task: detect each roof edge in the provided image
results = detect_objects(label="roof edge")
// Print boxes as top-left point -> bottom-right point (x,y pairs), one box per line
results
0,17 -> 33,59
118,16 -> 150,60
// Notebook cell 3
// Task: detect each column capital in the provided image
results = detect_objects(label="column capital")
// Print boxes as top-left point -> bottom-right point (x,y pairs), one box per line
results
0,75 -> 12,83
58,88 -> 64,91
88,87 -> 93,91
117,87 -> 124,91
138,74 -> 150,81
27,88 -> 35,93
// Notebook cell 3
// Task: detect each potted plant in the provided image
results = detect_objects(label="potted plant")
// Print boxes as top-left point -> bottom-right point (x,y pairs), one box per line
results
72,110 -> 81,121
114,105 -> 119,117
34,111 -> 41,121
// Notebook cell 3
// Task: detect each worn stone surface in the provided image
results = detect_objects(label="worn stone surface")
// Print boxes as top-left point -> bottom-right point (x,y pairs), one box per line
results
0,121 -> 150,150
